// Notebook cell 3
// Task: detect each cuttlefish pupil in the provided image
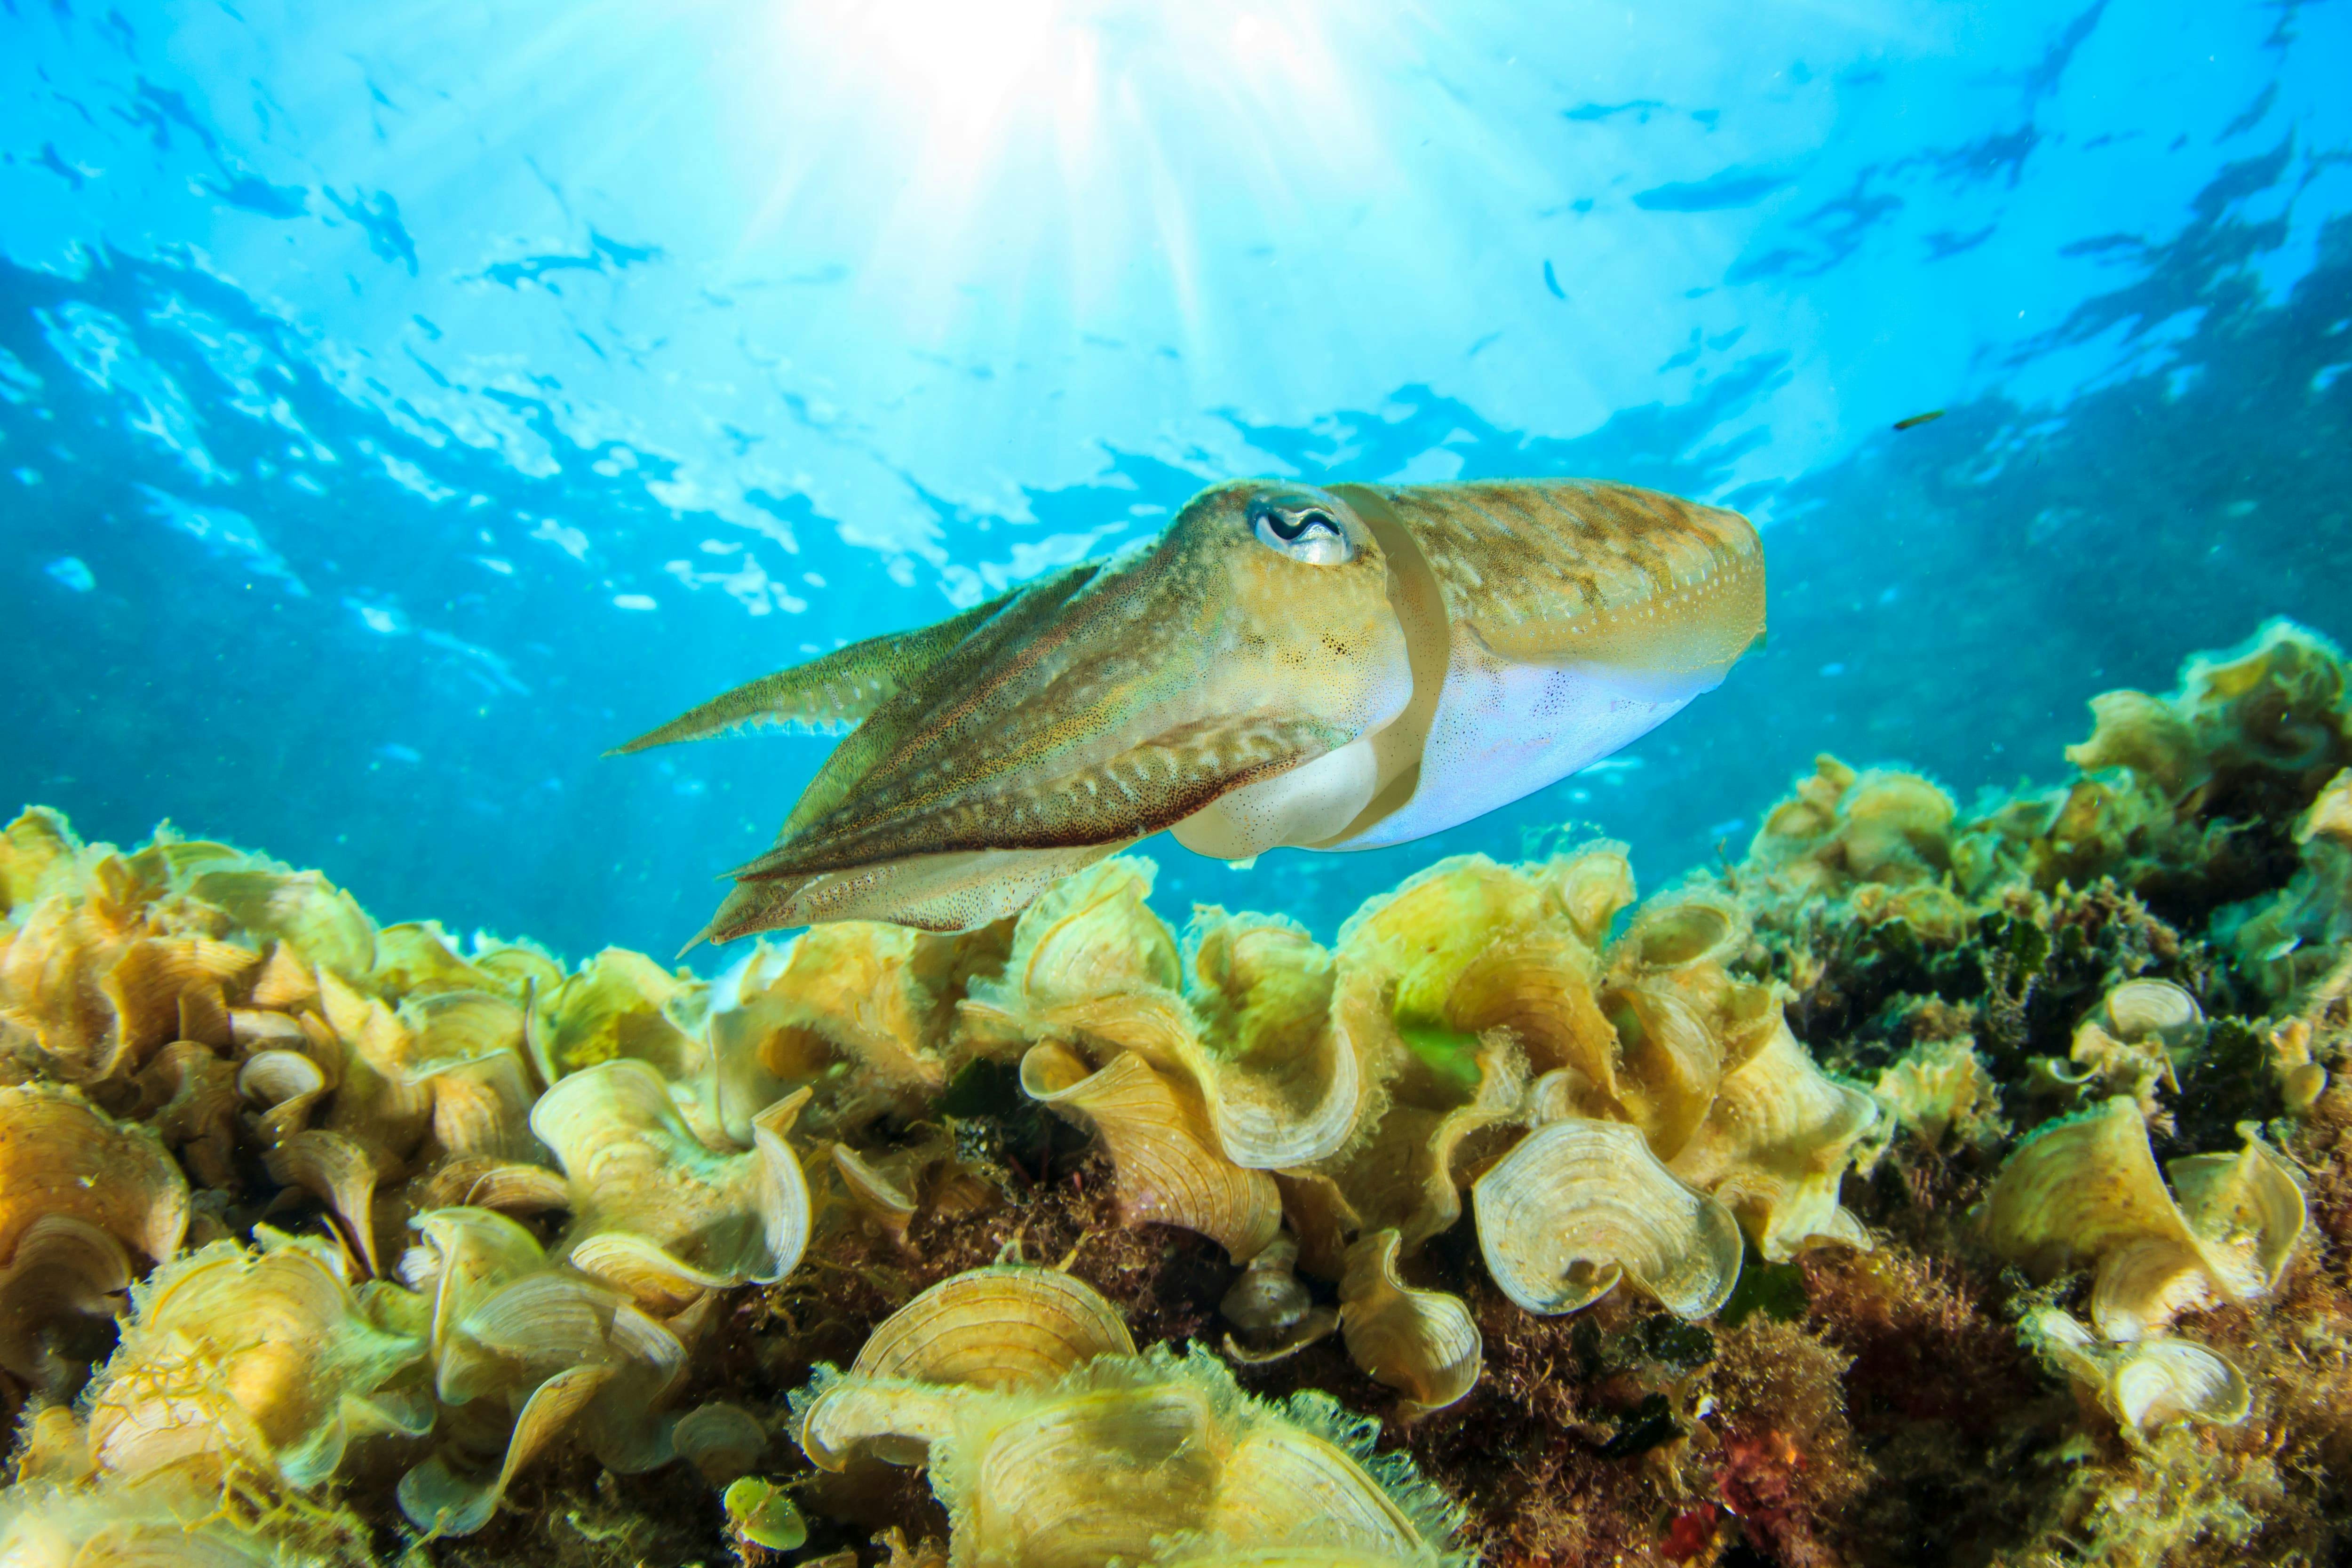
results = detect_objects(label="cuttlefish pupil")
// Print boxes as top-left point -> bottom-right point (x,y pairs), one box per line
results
615,477 -> 1764,946
1251,494 -> 1352,564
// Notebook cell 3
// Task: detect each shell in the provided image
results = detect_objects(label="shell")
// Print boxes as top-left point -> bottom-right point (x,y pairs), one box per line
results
1295,1013 -> 1525,1262
706,921 -> 977,1149
403,1266 -> 688,1535
0,807 -> 85,912
84,1231 -> 430,1491
0,1084 -> 191,1389
969,870 -> 1365,1258
1337,1231 -> 1480,1415
236,1047 -> 332,1141
0,1480 -> 304,1566
2060,980 -> 2208,1124
1442,933 -> 1618,1088
1873,1036 -> 2008,1152
0,1083 -> 189,1269
1222,1234 -> 1313,1338
1983,1096 -> 2306,1339
849,1265 -> 1136,1390
674,1400 -> 769,1484
1533,840 -> 1637,951
262,1129 -> 382,1276
2020,1306 -> 2249,1436
1593,980 -> 1729,1162
0,898 -> 255,1087
407,1206 -> 549,1364
993,856 -> 1182,1007
372,921 -> 504,1000
832,1143 -> 922,1242
0,1218 -> 135,1396
1334,855 -> 1560,1027
178,860 -> 376,982
524,947 -> 702,1088
800,1342 -> 1456,1568
2096,979 -> 2207,1053
1837,771 -> 1957,883
1020,1043 -> 1280,1262
1663,1011 -> 1879,1259
1473,1114 -> 1743,1319
529,1058 -> 813,1309
1616,888 -> 1749,974
1183,909 -> 1367,1170
2066,689 -> 2209,799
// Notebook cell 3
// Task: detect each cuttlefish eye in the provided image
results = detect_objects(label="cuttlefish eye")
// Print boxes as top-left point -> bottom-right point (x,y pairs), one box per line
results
1249,496 -> 1354,565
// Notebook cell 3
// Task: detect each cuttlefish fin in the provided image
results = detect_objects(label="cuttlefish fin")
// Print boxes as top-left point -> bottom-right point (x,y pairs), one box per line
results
606,587 -> 1020,756
728,714 -> 1343,884
689,841 -> 1134,947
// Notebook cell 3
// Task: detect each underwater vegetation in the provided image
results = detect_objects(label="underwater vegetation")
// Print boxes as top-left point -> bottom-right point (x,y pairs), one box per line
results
1,617 -> 2350,1567
616,477 -> 1762,943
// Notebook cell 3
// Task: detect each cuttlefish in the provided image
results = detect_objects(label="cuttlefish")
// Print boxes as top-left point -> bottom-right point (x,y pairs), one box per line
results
617,479 -> 1763,944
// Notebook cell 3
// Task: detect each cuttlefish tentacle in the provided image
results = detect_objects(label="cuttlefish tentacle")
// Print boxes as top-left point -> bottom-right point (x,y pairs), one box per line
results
619,477 -> 1763,944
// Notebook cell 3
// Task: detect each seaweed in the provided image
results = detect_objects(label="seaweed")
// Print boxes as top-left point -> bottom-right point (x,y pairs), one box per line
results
2,620 -> 2349,1566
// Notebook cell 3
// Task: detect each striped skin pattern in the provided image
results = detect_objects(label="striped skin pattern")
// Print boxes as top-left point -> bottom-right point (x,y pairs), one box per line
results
617,478 -> 1764,943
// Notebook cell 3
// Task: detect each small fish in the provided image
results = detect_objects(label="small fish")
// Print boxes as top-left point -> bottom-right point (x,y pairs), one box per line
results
2260,936 -> 2303,963
1542,260 -> 1567,300
1892,410 -> 1946,431
618,478 -> 1764,944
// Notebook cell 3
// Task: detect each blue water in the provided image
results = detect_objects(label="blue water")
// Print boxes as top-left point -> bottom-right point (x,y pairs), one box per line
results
4,0 -> 2348,964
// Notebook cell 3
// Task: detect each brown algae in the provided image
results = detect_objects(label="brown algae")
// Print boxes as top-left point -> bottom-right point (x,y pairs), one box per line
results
0,618 -> 2348,1565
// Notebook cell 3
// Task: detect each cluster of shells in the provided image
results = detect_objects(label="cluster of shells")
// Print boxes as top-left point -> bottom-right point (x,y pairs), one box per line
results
0,618 -> 2342,1564
1732,619 -> 2352,996
1727,621 -> 2345,1446
1734,619 -> 2351,1134
0,785 -> 1896,1561
967,844 -> 1883,1416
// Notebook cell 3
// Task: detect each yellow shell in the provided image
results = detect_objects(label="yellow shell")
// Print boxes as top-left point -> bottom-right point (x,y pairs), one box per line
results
84,1231 -> 430,1491
2020,1306 -> 2249,1436
1336,1231 -> 1479,1415
0,1084 -> 191,1391
799,1339 -> 1458,1568
849,1265 -> 1137,1391
404,1264 -> 688,1536
1984,1097 -> 2306,1339
1872,1036 -> 2007,1152
1472,1113 -> 1741,1319
1183,909 -> 1366,1170
1020,1043 -> 1281,1262
674,1400 -> 769,1484
530,1057 -> 813,1310
1662,1011 -> 1878,1259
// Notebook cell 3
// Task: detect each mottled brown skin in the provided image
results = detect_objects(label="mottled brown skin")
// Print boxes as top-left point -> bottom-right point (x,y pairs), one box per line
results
615,477 -> 1763,945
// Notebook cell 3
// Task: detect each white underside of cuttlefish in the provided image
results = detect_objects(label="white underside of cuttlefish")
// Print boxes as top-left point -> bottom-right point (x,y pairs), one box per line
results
615,478 -> 1764,944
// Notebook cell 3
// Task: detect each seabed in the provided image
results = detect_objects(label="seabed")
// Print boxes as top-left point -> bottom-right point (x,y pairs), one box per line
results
2,617 -> 2350,1568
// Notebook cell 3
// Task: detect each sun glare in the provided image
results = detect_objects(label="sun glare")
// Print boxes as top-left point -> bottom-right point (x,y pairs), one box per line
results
740,0 -> 1416,343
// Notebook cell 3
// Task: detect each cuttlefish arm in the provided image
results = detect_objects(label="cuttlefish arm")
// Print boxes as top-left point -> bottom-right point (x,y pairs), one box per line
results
618,477 -> 1762,944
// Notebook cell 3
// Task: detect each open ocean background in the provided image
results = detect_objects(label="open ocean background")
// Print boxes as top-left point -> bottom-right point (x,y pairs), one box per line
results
4,0 -> 2349,964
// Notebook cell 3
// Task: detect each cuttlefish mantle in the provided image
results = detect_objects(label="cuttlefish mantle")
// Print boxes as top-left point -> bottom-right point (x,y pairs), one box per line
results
615,478 -> 1764,945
